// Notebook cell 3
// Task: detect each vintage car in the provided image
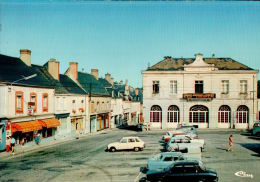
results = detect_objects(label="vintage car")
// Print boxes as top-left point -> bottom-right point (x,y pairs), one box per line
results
253,121 -> 260,136
106,136 -> 145,152
147,152 -> 201,171
163,132 -> 199,143
166,135 -> 205,152
162,126 -> 198,142
146,160 -> 218,182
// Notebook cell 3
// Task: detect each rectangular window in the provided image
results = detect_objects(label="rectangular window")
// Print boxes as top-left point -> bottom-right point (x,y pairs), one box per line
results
221,80 -> 229,94
152,81 -> 160,94
170,80 -> 177,94
91,101 -> 95,113
42,93 -> 48,112
240,80 -> 247,94
15,91 -> 24,114
195,80 -> 203,94
30,93 -> 37,113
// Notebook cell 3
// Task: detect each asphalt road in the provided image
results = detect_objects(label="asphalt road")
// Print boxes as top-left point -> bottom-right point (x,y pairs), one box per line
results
0,128 -> 259,182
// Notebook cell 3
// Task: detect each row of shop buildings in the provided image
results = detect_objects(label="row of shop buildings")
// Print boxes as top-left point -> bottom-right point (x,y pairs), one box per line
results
0,49 -> 142,151
142,53 -> 260,129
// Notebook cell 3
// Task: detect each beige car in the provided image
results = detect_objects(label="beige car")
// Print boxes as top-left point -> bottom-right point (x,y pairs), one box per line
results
107,136 -> 145,152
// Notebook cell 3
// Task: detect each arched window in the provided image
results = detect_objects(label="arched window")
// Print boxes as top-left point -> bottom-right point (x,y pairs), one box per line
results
218,105 -> 231,123
237,105 -> 249,123
167,105 -> 179,123
150,105 -> 162,123
189,105 -> 208,123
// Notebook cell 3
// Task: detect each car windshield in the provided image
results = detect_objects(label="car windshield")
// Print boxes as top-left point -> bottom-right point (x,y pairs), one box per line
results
199,161 -> 206,171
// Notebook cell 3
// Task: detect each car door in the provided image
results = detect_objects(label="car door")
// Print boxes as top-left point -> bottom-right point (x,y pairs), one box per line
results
164,164 -> 184,181
128,138 -> 136,150
182,165 -> 198,181
119,138 -> 128,150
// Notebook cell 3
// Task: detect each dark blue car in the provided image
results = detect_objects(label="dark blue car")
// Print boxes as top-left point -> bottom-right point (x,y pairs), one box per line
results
146,160 -> 218,182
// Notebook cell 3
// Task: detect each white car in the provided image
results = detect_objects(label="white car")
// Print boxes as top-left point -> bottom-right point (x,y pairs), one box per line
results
107,136 -> 145,152
166,135 -> 205,152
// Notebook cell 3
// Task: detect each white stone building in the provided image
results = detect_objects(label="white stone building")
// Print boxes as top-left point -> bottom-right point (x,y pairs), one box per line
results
142,54 -> 258,129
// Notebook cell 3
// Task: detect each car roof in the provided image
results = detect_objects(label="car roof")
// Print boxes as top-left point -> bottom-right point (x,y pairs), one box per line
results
161,152 -> 183,157
122,136 -> 139,139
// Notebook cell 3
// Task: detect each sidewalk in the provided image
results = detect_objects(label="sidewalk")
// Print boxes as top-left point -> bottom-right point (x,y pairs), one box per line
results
0,129 -> 111,161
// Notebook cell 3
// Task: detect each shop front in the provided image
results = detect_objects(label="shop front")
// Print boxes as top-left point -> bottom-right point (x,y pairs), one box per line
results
11,120 -> 43,144
39,118 -> 61,138
55,113 -> 70,137
96,113 -> 109,131
0,119 -> 7,151
71,117 -> 84,134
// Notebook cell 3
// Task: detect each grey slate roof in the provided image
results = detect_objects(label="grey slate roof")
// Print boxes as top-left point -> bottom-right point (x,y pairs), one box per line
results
78,72 -> 110,96
32,64 -> 86,95
0,54 -> 54,88
147,57 -> 254,71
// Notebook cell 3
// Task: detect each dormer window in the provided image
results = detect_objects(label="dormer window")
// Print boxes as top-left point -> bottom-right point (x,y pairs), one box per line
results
195,80 -> 203,94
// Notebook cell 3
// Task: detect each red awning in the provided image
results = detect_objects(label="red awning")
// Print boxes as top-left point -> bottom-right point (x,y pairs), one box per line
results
11,120 -> 43,133
39,118 -> 60,128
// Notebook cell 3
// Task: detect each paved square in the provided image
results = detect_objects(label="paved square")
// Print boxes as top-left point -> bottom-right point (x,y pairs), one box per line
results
0,129 -> 259,182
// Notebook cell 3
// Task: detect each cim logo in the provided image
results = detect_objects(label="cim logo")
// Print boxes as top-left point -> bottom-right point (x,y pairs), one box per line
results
235,171 -> 253,179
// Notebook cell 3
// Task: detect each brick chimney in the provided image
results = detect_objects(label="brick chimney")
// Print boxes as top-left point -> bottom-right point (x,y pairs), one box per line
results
91,69 -> 99,80
105,73 -> 114,86
47,59 -> 59,80
66,62 -> 78,81
20,49 -> 31,66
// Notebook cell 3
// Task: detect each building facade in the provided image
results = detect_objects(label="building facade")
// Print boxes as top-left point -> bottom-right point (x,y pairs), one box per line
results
143,54 -> 258,129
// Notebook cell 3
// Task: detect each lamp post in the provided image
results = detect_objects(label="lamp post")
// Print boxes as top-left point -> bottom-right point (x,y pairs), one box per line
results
8,74 -> 37,92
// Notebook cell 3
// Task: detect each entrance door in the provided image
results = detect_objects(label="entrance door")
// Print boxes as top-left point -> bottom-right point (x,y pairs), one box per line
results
90,116 -> 96,133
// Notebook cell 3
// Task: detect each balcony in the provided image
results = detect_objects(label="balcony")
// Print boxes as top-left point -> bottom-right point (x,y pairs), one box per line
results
183,93 -> 216,101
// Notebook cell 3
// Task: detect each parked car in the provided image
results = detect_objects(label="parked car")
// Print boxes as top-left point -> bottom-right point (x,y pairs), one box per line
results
106,136 -> 145,152
146,160 -> 218,182
163,132 -> 199,143
253,121 -> 260,136
166,135 -> 205,152
147,152 -> 200,171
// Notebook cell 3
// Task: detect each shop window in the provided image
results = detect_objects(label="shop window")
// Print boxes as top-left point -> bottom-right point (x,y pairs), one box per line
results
15,91 -> 24,114
42,93 -> 48,112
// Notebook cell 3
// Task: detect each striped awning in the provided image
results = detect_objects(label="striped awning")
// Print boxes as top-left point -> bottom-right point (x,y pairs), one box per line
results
11,120 -> 43,133
39,118 -> 60,128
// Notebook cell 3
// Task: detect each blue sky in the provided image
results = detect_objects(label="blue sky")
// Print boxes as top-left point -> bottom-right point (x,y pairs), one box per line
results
1,1 -> 260,87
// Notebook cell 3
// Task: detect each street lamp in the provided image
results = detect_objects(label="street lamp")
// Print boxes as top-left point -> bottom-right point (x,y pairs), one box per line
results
8,74 -> 37,92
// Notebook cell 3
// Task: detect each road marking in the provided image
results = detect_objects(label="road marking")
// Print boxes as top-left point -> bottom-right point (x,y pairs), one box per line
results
235,171 -> 253,178
134,172 -> 142,182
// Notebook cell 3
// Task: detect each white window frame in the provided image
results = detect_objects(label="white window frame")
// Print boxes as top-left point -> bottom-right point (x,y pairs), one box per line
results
221,80 -> 229,94
240,80 -> 247,94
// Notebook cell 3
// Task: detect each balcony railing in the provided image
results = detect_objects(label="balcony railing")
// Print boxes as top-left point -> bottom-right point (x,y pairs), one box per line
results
183,93 -> 216,101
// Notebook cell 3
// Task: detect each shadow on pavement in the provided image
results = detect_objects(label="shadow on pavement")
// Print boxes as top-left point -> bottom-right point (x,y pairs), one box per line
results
216,147 -> 228,151
247,136 -> 260,140
240,143 -> 260,156
117,124 -> 142,132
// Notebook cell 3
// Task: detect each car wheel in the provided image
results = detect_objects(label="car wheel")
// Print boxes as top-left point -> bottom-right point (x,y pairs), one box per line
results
256,132 -> 260,137
140,147 -> 144,151
134,147 -> 139,152
110,147 -> 116,152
